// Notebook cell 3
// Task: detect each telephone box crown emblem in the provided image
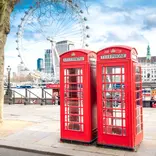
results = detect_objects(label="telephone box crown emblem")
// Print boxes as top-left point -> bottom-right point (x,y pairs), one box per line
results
71,52 -> 75,56
111,49 -> 116,53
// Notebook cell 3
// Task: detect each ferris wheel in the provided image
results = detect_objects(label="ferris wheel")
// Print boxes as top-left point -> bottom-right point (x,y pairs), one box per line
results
15,0 -> 90,83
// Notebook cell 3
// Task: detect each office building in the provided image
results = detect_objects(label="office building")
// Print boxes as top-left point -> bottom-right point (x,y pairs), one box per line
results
56,40 -> 75,55
37,58 -> 44,72
44,49 -> 53,74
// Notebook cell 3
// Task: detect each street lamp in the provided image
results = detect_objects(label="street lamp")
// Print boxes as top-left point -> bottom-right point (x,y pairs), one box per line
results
6,66 -> 11,97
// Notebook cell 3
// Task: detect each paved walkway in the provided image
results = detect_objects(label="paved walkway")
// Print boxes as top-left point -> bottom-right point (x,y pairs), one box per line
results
0,104 -> 156,156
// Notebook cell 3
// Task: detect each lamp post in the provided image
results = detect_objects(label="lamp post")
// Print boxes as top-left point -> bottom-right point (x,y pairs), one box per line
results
6,66 -> 11,97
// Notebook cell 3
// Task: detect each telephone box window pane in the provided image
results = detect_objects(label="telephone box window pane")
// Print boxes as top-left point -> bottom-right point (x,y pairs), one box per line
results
135,66 -> 143,135
112,127 -> 122,135
64,68 -> 84,132
136,66 -> 140,74
123,119 -> 126,127
106,67 -> 121,74
106,84 -> 114,90
122,75 -> 125,82
66,100 -> 78,106
67,68 -> 82,75
106,75 -> 111,83
68,123 -> 81,130
103,126 -> 106,133
112,118 -> 122,126
68,84 -> 83,90
136,92 -> 140,100
102,75 -> 105,82
123,128 -> 126,136
112,75 -> 121,83
64,69 -> 67,75
102,67 -> 105,74
106,101 -> 113,108
136,83 -> 141,91
136,75 -> 141,82
122,68 -> 125,74
68,76 -> 78,83
68,92 -> 78,98
102,84 -> 111,90
102,66 -> 126,136
116,111 -> 122,118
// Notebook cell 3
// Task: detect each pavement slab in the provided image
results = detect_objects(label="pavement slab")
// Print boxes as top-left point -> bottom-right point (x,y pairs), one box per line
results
0,120 -> 35,138
0,105 -> 156,156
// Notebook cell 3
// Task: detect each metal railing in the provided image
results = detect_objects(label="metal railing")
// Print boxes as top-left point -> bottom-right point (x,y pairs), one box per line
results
4,88 -> 56,105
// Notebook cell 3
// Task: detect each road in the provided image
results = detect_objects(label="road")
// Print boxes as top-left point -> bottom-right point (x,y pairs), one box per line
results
0,147 -> 60,156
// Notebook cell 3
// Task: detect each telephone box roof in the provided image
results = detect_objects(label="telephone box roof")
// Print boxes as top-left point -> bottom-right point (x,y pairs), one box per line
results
98,45 -> 138,55
60,49 -> 96,57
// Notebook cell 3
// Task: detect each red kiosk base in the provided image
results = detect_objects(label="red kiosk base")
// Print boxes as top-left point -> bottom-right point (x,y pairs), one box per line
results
60,137 -> 97,145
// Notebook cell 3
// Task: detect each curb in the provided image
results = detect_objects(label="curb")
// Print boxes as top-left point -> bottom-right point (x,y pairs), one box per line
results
0,144 -> 70,156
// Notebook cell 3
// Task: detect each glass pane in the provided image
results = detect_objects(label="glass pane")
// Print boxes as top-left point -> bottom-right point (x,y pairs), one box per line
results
136,66 -> 140,74
64,69 -> 67,75
106,67 -> 121,74
122,67 -> 125,74
122,75 -> 125,82
135,65 -> 143,135
68,123 -> 81,130
136,75 -> 141,82
102,75 -> 105,82
112,75 -> 121,83
105,101 -> 113,108
115,118 -> 122,126
112,127 -> 122,135
102,67 -> 105,74
64,68 -> 84,132
102,66 -> 126,136
136,83 -> 141,91
68,84 -> 82,90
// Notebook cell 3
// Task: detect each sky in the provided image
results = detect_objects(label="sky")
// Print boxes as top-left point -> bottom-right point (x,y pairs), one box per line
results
4,0 -> 156,73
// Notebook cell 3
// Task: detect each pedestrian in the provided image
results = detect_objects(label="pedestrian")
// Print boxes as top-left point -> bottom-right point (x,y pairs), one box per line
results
150,96 -> 154,108
58,95 -> 60,105
52,94 -> 56,105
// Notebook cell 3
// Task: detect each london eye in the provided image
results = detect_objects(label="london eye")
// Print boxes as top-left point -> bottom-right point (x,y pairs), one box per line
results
15,0 -> 90,83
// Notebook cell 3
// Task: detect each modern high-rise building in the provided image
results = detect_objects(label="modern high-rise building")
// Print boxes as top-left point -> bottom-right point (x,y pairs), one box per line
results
17,63 -> 29,76
138,45 -> 156,82
17,63 -> 25,74
56,40 -> 75,55
37,58 -> 44,72
44,49 -> 53,74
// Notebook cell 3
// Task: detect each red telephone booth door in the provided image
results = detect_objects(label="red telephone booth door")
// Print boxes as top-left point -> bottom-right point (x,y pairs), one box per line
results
98,63 -> 130,147
61,65 -> 85,136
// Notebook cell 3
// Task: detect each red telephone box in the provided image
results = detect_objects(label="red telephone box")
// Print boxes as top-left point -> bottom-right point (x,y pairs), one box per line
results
97,46 -> 143,150
60,49 -> 97,143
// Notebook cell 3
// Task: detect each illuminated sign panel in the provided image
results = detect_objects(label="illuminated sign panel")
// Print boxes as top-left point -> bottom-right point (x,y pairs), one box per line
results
63,57 -> 84,62
101,54 -> 127,59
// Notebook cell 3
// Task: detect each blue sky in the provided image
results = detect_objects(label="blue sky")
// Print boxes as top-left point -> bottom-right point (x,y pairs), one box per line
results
5,0 -> 156,73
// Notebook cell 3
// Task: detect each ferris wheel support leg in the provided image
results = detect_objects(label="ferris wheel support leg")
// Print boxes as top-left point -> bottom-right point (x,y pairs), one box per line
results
51,42 -> 56,80
54,46 -> 60,63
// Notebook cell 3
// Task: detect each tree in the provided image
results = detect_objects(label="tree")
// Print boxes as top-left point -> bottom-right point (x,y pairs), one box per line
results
0,0 -> 19,123
0,0 -> 87,123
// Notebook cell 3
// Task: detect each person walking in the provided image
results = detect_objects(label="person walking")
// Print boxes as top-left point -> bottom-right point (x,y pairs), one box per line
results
150,96 -> 154,108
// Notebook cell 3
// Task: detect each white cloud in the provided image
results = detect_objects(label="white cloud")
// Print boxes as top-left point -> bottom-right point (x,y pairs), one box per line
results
85,4 -> 156,56
5,2 -> 156,74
